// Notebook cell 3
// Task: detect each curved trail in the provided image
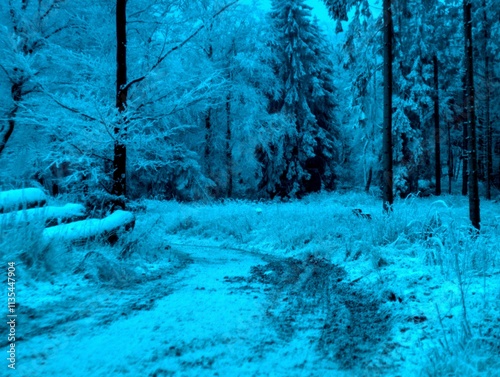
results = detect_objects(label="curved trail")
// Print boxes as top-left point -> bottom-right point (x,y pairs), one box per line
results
19,246 -> 370,377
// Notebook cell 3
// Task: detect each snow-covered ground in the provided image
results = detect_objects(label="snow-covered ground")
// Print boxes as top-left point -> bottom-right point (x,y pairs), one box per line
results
5,192 -> 500,376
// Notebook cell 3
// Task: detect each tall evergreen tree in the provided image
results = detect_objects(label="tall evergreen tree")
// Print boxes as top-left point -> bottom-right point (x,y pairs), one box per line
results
432,2 -> 464,195
474,0 -> 500,199
463,0 -> 480,230
336,2 -> 381,192
433,55 -> 441,196
268,0 -> 338,198
382,0 -> 394,211
391,0 -> 437,198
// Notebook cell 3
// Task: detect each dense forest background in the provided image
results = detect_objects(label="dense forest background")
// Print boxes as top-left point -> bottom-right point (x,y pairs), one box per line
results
0,0 -> 499,206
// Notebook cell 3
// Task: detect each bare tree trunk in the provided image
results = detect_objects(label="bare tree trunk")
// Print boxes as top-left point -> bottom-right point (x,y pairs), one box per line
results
0,82 -> 21,155
1,2 -> 29,156
226,93 -> 233,198
483,3 -> 492,200
113,0 -> 128,202
204,42 -> 214,189
382,0 -> 394,212
485,55 -> 492,200
433,55 -> 441,196
464,0 -> 480,230
461,74 -> 468,196
447,122 -> 453,194
204,109 -> 212,180
365,167 -> 373,193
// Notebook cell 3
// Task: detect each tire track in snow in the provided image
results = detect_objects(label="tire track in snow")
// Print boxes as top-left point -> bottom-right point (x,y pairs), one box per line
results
19,246 -> 361,376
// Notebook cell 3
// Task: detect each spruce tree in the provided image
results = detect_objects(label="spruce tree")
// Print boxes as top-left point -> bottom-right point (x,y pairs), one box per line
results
269,0 -> 338,197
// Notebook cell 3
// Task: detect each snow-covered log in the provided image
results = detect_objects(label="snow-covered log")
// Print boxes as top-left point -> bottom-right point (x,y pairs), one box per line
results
43,210 -> 135,245
0,203 -> 87,228
0,188 -> 47,213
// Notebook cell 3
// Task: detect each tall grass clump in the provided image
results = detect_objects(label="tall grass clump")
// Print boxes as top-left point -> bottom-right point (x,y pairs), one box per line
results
0,211 -> 46,274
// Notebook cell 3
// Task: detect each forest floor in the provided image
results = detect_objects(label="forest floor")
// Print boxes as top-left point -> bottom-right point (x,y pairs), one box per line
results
7,192 -> 500,376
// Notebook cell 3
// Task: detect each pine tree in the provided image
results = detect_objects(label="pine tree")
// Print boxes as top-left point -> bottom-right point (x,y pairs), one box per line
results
268,0 -> 338,198
473,0 -> 500,200
464,0 -> 480,230
332,2 -> 380,191
382,0 -> 394,211
391,0 -> 437,198
432,1 -> 464,195
433,55 -> 441,195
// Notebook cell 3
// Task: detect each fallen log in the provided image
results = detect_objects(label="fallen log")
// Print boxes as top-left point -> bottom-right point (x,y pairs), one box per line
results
42,210 -> 135,246
0,203 -> 87,228
0,188 -> 47,213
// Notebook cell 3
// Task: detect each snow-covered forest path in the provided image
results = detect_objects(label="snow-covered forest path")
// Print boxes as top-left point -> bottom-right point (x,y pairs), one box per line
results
19,243 -> 393,377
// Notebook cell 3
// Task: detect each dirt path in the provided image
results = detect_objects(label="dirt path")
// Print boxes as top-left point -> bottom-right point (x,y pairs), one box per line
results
19,246 -> 391,377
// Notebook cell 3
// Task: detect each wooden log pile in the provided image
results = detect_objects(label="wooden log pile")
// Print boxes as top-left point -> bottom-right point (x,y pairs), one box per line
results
0,188 -> 135,245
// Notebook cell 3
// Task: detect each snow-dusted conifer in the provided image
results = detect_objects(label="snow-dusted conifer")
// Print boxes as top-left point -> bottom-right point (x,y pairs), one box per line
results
266,0 -> 339,197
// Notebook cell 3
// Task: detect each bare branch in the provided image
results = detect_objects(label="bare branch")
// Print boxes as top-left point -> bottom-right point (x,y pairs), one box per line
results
46,93 -> 99,123
69,143 -> 113,162
44,24 -> 69,39
122,0 -> 239,93
41,0 -> 65,21
0,64 -> 12,80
